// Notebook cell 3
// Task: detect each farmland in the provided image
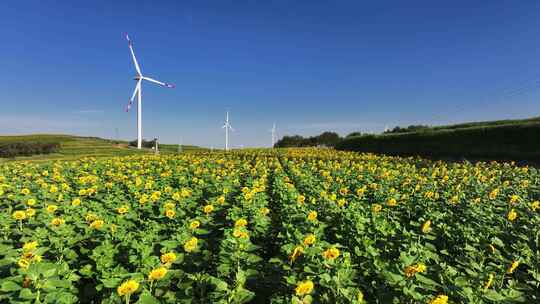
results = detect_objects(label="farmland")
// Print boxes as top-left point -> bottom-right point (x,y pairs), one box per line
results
1,149 -> 539,303
0,135 -> 204,162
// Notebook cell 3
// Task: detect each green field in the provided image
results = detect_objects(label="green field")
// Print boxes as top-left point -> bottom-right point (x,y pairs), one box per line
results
0,135 -> 205,162
337,117 -> 540,161
384,117 -> 540,134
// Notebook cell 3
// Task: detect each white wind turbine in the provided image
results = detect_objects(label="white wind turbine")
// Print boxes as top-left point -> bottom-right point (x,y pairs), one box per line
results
178,137 -> 183,153
124,33 -> 175,149
222,111 -> 234,151
270,122 -> 277,148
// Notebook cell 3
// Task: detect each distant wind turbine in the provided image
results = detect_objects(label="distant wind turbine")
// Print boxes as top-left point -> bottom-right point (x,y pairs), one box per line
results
124,33 -> 175,149
270,122 -> 277,148
222,111 -> 234,151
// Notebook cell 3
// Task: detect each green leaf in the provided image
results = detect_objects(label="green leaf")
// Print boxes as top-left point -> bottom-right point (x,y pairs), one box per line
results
1,281 -> 21,292
464,244 -> 476,252
19,288 -> 34,299
211,278 -> 228,291
196,229 -> 210,235
79,264 -> 93,277
0,244 -> 13,252
236,270 -> 246,285
57,293 -> 78,304
247,255 -> 262,263
491,237 -> 505,248
233,287 -> 255,303
48,279 -> 72,289
302,295 -> 313,304
268,258 -> 281,264
399,253 -> 416,265
484,290 -> 506,302
319,273 -> 332,283
285,276 -> 297,285
136,292 -> 160,304
159,240 -> 178,249
415,274 -> 441,288
528,269 -> 540,282
504,288 -> 525,301
383,271 -> 404,285
39,263 -> 57,278
0,258 -> 13,268
101,278 -> 122,288
27,266 -> 40,281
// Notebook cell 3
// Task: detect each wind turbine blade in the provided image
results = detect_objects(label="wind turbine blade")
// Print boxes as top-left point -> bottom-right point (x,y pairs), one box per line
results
229,126 -> 235,132
125,33 -> 142,76
143,76 -> 175,88
125,81 -> 141,112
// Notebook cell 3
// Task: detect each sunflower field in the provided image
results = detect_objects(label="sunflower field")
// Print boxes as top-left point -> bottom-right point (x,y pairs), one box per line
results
0,149 -> 539,304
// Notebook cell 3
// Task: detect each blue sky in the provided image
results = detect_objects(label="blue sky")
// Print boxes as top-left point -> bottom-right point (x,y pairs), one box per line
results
1,1 -> 540,147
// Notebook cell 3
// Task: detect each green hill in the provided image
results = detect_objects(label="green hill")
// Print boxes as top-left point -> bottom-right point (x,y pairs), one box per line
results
385,117 -> 540,134
0,134 -> 204,162
336,117 -> 540,161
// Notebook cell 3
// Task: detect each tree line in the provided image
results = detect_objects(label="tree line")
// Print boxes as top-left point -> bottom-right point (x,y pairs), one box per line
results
0,142 -> 60,158
128,139 -> 157,149
274,132 -> 342,148
383,125 -> 430,134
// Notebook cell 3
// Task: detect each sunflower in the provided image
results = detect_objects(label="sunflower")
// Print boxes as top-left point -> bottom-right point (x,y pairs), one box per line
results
295,280 -> 314,296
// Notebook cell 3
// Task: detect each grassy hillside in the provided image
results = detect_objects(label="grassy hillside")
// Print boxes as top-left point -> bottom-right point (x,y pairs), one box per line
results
387,116 -> 540,134
336,118 -> 540,161
430,116 -> 540,131
158,143 -> 208,153
0,134 -> 204,162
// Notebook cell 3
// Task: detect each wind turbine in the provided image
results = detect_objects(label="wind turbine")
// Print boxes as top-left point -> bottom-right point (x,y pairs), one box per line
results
270,122 -> 277,148
222,111 -> 234,151
124,33 -> 175,149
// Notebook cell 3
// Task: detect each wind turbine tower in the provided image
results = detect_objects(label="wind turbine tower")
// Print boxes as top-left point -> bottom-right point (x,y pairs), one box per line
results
270,122 -> 277,148
222,111 -> 234,151
124,33 -> 175,149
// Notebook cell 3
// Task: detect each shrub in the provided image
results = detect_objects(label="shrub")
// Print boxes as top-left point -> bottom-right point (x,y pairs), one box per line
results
0,142 -> 60,158
128,139 -> 157,149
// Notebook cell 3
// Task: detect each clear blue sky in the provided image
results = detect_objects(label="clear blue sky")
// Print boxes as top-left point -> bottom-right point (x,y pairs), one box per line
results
1,1 -> 540,147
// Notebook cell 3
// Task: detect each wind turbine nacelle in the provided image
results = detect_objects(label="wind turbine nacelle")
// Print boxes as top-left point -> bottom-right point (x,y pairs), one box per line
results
134,75 -> 143,81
